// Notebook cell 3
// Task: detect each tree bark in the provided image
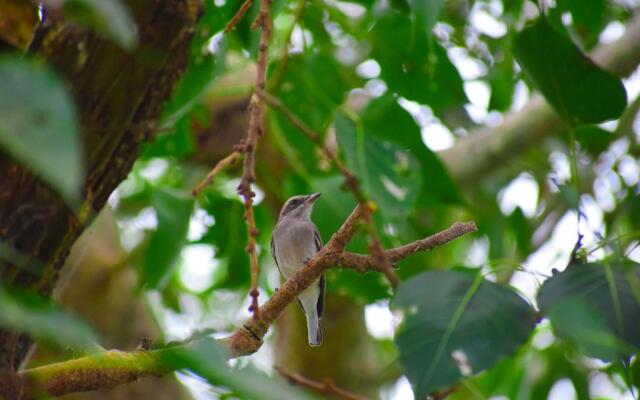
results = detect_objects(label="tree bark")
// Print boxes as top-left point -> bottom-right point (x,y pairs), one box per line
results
0,0 -> 202,369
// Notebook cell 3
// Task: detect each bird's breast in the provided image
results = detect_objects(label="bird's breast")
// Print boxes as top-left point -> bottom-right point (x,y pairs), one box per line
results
273,220 -> 318,278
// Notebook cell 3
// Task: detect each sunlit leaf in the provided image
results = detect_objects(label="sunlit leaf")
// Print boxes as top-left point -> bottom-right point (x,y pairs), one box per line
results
0,287 -> 100,350
335,112 -> 421,219
391,269 -> 536,398
371,11 -> 466,115
63,0 -> 138,50
361,94 -> 461,205
513,17 -> 627,125
537,261 -> 640,360
142,188 -> 194,289
0,56 -> 83,204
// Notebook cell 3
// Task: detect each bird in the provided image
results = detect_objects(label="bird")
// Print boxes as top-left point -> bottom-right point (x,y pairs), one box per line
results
270,193 -> 325,346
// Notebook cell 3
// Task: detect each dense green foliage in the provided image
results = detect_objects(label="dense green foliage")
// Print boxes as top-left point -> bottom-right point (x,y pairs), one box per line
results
1,0 -> 640,398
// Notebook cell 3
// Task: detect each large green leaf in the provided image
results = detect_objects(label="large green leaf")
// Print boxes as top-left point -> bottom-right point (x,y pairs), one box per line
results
0,57 -> 83,204
161,340 -> 313,399
513,17 -> 627,125
361,94 -> 461,205
63,0 -> 138,50
371,12 -> 467,115
142,188 -> 194,289
537,261 -> 640,360
391,270 -> 536,398
335,112 -> 421,219
0,287 -> 100,350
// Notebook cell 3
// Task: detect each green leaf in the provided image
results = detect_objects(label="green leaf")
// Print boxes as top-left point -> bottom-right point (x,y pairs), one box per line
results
537,261 -> 640,360
269,52 -> 355,175
512,17 -> 627,125
408,0 -> 444,34
391,270 -> 536,398
371,12 -> 467,115
142,188 -> 194,289
161,340 -> 313,400
63,0 -> 138,50
557,0 -> 607,49
335,112 -> 421,219
361,94 -> 461,205
573,125 -> 615,156
0,57 -> 83,204
0,287 -> 100,350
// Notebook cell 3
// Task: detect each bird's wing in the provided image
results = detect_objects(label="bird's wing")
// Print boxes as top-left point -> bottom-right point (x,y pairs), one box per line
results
270,234 -> 285,280
314,226 -> 325,318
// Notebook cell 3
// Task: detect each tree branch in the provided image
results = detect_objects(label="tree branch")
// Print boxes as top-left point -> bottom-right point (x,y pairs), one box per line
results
338,222 -> 477,273
235,0 -> 272,319
223,0 -> 254,33
439,13 -> 640,185
275,366 -> 371,400
16,208 -> 477,397
191,151 -> 242,196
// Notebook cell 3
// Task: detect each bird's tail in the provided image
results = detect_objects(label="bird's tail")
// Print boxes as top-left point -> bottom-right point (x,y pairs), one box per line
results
305,310 -> 323,347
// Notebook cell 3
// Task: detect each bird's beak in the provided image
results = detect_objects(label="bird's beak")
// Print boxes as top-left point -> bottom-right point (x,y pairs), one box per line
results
305,192 -> 321,204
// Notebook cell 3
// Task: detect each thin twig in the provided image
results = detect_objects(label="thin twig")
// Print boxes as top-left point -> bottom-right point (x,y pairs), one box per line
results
276,366 -> 371,400
259,91 -> 399,287
223,0 -> 254,33
236,0 -> 273,319
192,151 -> 242,196
337,222 -> 478,273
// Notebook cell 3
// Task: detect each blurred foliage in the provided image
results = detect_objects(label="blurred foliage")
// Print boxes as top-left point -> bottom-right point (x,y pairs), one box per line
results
62,0 -> 138,49
0,56 -> 82,205
0,286 -> 101,351
2,0 -> 640,398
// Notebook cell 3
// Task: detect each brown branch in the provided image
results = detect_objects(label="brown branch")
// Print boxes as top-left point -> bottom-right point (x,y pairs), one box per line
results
235,0 -> 272,319
191,151 -> 242,196
223,0 -> 254,33
338,222 -> 478,273
275,366 -> 371,400
224,209 -> 476,358
259,91 -> 399,287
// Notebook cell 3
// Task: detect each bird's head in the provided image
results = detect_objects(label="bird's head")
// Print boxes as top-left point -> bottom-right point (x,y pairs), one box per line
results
278,193 -> 321,220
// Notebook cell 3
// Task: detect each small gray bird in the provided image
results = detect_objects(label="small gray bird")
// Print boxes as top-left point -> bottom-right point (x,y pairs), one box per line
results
271,193 -> 325,346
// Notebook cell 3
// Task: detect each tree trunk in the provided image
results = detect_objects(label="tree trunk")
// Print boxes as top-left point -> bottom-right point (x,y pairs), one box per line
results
0,0 -> 202,370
